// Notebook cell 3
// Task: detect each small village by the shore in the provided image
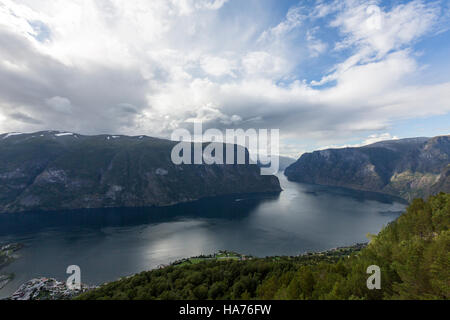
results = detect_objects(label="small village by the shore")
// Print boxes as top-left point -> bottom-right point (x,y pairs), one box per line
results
169,250 -> 251,268
1,242 -> 94,300
5,251 -> 248,300
7,277 -> 95,300
1,244 -> 368,300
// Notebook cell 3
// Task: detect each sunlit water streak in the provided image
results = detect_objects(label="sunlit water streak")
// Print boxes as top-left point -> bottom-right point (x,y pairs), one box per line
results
0,174 -> 406,298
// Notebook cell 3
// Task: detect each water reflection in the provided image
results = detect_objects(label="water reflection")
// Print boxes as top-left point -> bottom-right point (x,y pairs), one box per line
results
0,192 -> 280,236
0,174 -> 406,298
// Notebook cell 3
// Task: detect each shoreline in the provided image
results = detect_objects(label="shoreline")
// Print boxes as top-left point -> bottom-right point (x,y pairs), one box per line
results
4,243 -> 368,300
0,243 -> 23,290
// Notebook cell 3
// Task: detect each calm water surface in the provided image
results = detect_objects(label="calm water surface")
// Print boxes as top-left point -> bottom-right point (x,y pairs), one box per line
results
0,174 -> 406,298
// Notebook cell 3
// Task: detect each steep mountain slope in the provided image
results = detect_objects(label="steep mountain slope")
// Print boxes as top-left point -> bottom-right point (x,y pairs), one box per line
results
0,131 -> 281,214
258,156 -> 297,172
278,156 -> 297,171
285,136 -> 450,201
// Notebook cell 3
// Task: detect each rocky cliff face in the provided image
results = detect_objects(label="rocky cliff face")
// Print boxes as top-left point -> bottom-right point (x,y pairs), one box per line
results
0,131 -> 281,214
285,136 -> 450,201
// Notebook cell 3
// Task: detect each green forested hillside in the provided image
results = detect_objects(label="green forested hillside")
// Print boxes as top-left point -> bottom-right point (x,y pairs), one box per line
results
78,193 -> 449,300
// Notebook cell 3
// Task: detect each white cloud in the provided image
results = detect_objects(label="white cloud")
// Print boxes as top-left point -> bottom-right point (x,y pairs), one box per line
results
201,56 -> 236,77
0,0 -> 449,154
194,0 -> 229,10
259,4 -> 304,42
306,28 -> 328,57
241,51 -> 289,77
46,96 -> 72,114
317,133 -> 400,151
362,133 -> 399,145
313,0 -> 440,86
333,0 -> 438,57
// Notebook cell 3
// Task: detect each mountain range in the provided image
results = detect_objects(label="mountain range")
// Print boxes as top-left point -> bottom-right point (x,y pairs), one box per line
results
285,135 -> 450,201
0,131 -> 281,214
2,131 -> 448,214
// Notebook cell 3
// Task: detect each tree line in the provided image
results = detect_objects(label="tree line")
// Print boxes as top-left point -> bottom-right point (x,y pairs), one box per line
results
78,193 -> 449,300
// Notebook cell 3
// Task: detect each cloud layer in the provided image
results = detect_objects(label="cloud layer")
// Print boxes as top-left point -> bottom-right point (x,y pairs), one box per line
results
0,0 -> 449,156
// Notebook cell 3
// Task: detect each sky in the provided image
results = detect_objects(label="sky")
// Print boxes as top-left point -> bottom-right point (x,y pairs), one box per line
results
0,0 -> 449,157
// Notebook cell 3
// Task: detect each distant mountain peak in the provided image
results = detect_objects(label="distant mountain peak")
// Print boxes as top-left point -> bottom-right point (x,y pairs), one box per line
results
285,135 -> 450,201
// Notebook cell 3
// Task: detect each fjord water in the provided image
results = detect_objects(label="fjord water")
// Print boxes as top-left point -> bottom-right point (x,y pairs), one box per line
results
0,174 -> 406,298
